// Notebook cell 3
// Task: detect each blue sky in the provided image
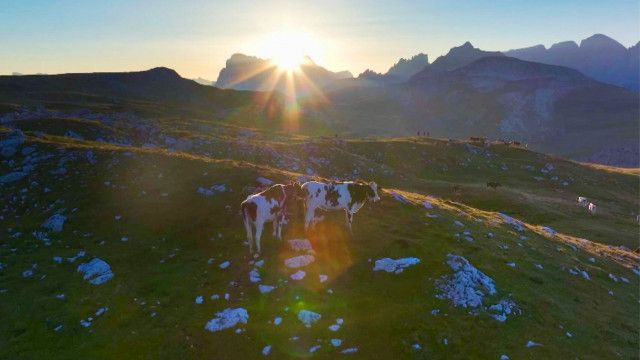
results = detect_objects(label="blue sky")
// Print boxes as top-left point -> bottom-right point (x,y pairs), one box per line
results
1,0 -> 638,79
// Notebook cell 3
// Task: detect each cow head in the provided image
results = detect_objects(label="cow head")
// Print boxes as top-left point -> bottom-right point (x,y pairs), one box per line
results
284,181 -> 304,200
367,181 -> 381,202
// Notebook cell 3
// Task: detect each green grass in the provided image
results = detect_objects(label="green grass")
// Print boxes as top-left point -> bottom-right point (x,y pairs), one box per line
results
0,122 -> 638,359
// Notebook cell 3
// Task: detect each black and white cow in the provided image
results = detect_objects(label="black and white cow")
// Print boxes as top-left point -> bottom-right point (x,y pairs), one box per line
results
301,181 -> 380,231
241,182 -> 302,254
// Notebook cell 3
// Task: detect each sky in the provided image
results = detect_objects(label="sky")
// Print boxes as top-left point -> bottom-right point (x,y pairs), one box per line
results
1,0 -> 639,80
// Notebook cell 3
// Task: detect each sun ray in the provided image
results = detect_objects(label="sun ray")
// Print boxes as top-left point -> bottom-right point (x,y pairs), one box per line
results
257,29 -> 322,72
223,61 -> 278,89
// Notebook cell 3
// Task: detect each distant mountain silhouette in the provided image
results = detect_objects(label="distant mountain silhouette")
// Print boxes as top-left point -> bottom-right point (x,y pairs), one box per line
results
356,69 -> 386,82
215,53 -> 352,97
505,34 -> 640,91
192,77 -> 214,86
304,55 -> 639,166
409,42 -> 504,83
0,67 -> 282,117
359,53 -> 429,84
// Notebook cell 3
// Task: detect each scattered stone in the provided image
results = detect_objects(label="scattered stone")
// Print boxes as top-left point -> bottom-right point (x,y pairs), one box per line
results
195,296 -> 204,304
219,261 -> 231,269
66,251 -> 85,263
319,274 -> 328,283
262,345 -> 272,356
42,214 -> 66,232
0,171 -> 27,184
249,269 -> 261,283
341,348 -> 358,354
258,285 -> 275,294
204,308 -> 249,332
540,226 -> 556,237
331,339 -> 342,347
77,258 -> 114,285
95,307 -> 108,317
309,345 -> 321,353
298,310 -> 321,327
197,184 -> 226,196
285,255 -> 315,269
290,270 -> 306,281
390,192 -> 410,204
487,299 -> 520,322
373,257 -> 420,273
526,340 -> 541,348
498,213 -> 525,232
569,267 -> 590,280
273,317 -> 282,326
32,231 -> 50,245
288,239 -> 313,252
436,254 -> 496,308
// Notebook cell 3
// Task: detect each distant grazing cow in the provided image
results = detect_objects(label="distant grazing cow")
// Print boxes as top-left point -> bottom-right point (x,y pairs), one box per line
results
486,181 -> 501,189
301,181 -> 380,231
588,203 -> 597,215
577,196 -> 589,207
469,136 -> 488,143
241,182 -> 302,255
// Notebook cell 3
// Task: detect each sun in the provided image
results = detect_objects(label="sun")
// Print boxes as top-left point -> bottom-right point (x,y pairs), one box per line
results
257,30 -> 321,71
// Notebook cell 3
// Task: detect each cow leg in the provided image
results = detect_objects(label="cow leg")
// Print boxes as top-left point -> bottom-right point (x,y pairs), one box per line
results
304,205 -> 316,230
345,210 -> 353,233
277,213 -> 285,240
272,218 -> 278,237
255,220 -> 264,255
244,216 -> 254,254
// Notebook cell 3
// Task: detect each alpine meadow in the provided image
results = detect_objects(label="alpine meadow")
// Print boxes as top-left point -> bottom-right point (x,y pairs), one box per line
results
1,1 -> 639,359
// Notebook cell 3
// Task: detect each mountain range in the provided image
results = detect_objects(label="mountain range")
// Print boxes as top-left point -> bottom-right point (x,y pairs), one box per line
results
303,42 -> 639,166
215,53 -> 352,98
1,34 -> 637,166
358,53 -> 429,84
505,34 -> 639,91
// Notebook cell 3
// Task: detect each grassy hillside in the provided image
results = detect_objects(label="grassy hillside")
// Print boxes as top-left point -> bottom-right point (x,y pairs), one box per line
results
0,116 -> 638,359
